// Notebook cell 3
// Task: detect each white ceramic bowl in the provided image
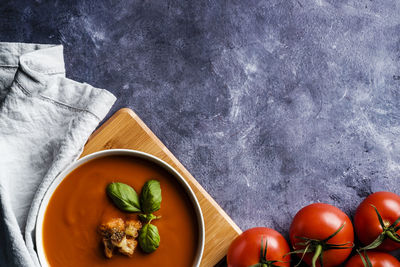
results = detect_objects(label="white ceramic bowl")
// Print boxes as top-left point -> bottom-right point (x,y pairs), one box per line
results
36,149 -> 205,267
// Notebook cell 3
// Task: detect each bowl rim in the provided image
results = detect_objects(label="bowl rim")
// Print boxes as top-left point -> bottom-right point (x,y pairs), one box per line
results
35,149 -> 205,267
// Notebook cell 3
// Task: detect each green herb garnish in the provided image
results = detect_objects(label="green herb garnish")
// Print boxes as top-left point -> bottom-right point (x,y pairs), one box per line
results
140,180 -> 162,213
106,179 -> 162,254
106,182 -> 141,212
138,223 -> 161,253
138,213 -> 161,224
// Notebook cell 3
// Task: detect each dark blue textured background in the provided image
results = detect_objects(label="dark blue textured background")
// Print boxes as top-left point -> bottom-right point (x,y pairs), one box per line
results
2,0 -> 400,264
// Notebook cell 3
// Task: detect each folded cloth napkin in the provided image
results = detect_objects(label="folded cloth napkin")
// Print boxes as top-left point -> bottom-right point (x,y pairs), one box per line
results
0,42 -> 116,266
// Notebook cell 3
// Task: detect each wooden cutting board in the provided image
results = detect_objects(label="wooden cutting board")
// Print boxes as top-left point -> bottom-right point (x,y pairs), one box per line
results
81,108 -> 241,266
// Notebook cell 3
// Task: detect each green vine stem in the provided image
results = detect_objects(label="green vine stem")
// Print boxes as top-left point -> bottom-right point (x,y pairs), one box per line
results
311,245 -> 322,267
356,250 -> 373,267
359,205 -> 400,251
289,223 -> 353,267
249,237 -> 288,267
386,231 -> 400,242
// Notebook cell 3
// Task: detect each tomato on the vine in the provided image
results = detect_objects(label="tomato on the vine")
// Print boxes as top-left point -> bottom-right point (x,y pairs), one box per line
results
345,251 -> 400,267
354,191 -> 400,251
289,203 -> 354,267
227,227 -> 290,267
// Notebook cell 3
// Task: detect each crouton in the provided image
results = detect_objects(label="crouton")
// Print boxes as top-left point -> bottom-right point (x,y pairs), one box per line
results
98,218 -> 142,258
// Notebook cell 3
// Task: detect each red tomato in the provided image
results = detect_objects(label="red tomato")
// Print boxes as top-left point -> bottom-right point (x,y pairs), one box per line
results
354,192 -> 400,251
289,203 -> 354,267
227,227 -> 290,267
345,252 -> 400,267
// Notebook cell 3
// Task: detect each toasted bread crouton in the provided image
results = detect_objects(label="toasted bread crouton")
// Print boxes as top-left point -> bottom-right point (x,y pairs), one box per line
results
117,236 -> 138,257
99,218 -> 142,258
99,218 -> 125,258
125,219 -> 142,238
102,238 -> 114,259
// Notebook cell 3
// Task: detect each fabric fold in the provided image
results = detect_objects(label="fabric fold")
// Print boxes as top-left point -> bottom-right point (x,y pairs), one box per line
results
0,42 -> 116,267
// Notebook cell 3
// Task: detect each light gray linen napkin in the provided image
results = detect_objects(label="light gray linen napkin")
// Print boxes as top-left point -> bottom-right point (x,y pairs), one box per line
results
0,42 -> 116,266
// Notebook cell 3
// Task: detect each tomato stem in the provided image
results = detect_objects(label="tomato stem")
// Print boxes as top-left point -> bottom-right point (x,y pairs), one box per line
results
359,233 -> 385,251
260,237 -> 268,263
386,231 -> 400,243
356,250 -> 373,267
360,205 -> 400,252
311,244 -> 322,267
291,223 -> 352,267
248,237 -> 287,267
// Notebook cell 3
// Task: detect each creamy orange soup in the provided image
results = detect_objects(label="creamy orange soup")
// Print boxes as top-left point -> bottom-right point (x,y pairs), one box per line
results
43,155 -> 199,267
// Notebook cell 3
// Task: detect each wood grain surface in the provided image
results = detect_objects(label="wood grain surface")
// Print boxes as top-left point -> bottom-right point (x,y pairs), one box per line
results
81,108 -> 241,266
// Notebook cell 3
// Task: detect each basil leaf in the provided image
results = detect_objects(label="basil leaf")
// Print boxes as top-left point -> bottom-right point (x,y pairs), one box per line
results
140,180 -> 162,213
106,182 -> 141,212
138,223 -> 160,253
138,213 -> 161,224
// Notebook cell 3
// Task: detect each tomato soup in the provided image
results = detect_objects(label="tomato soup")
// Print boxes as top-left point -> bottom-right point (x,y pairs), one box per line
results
42,155 -> 199,266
